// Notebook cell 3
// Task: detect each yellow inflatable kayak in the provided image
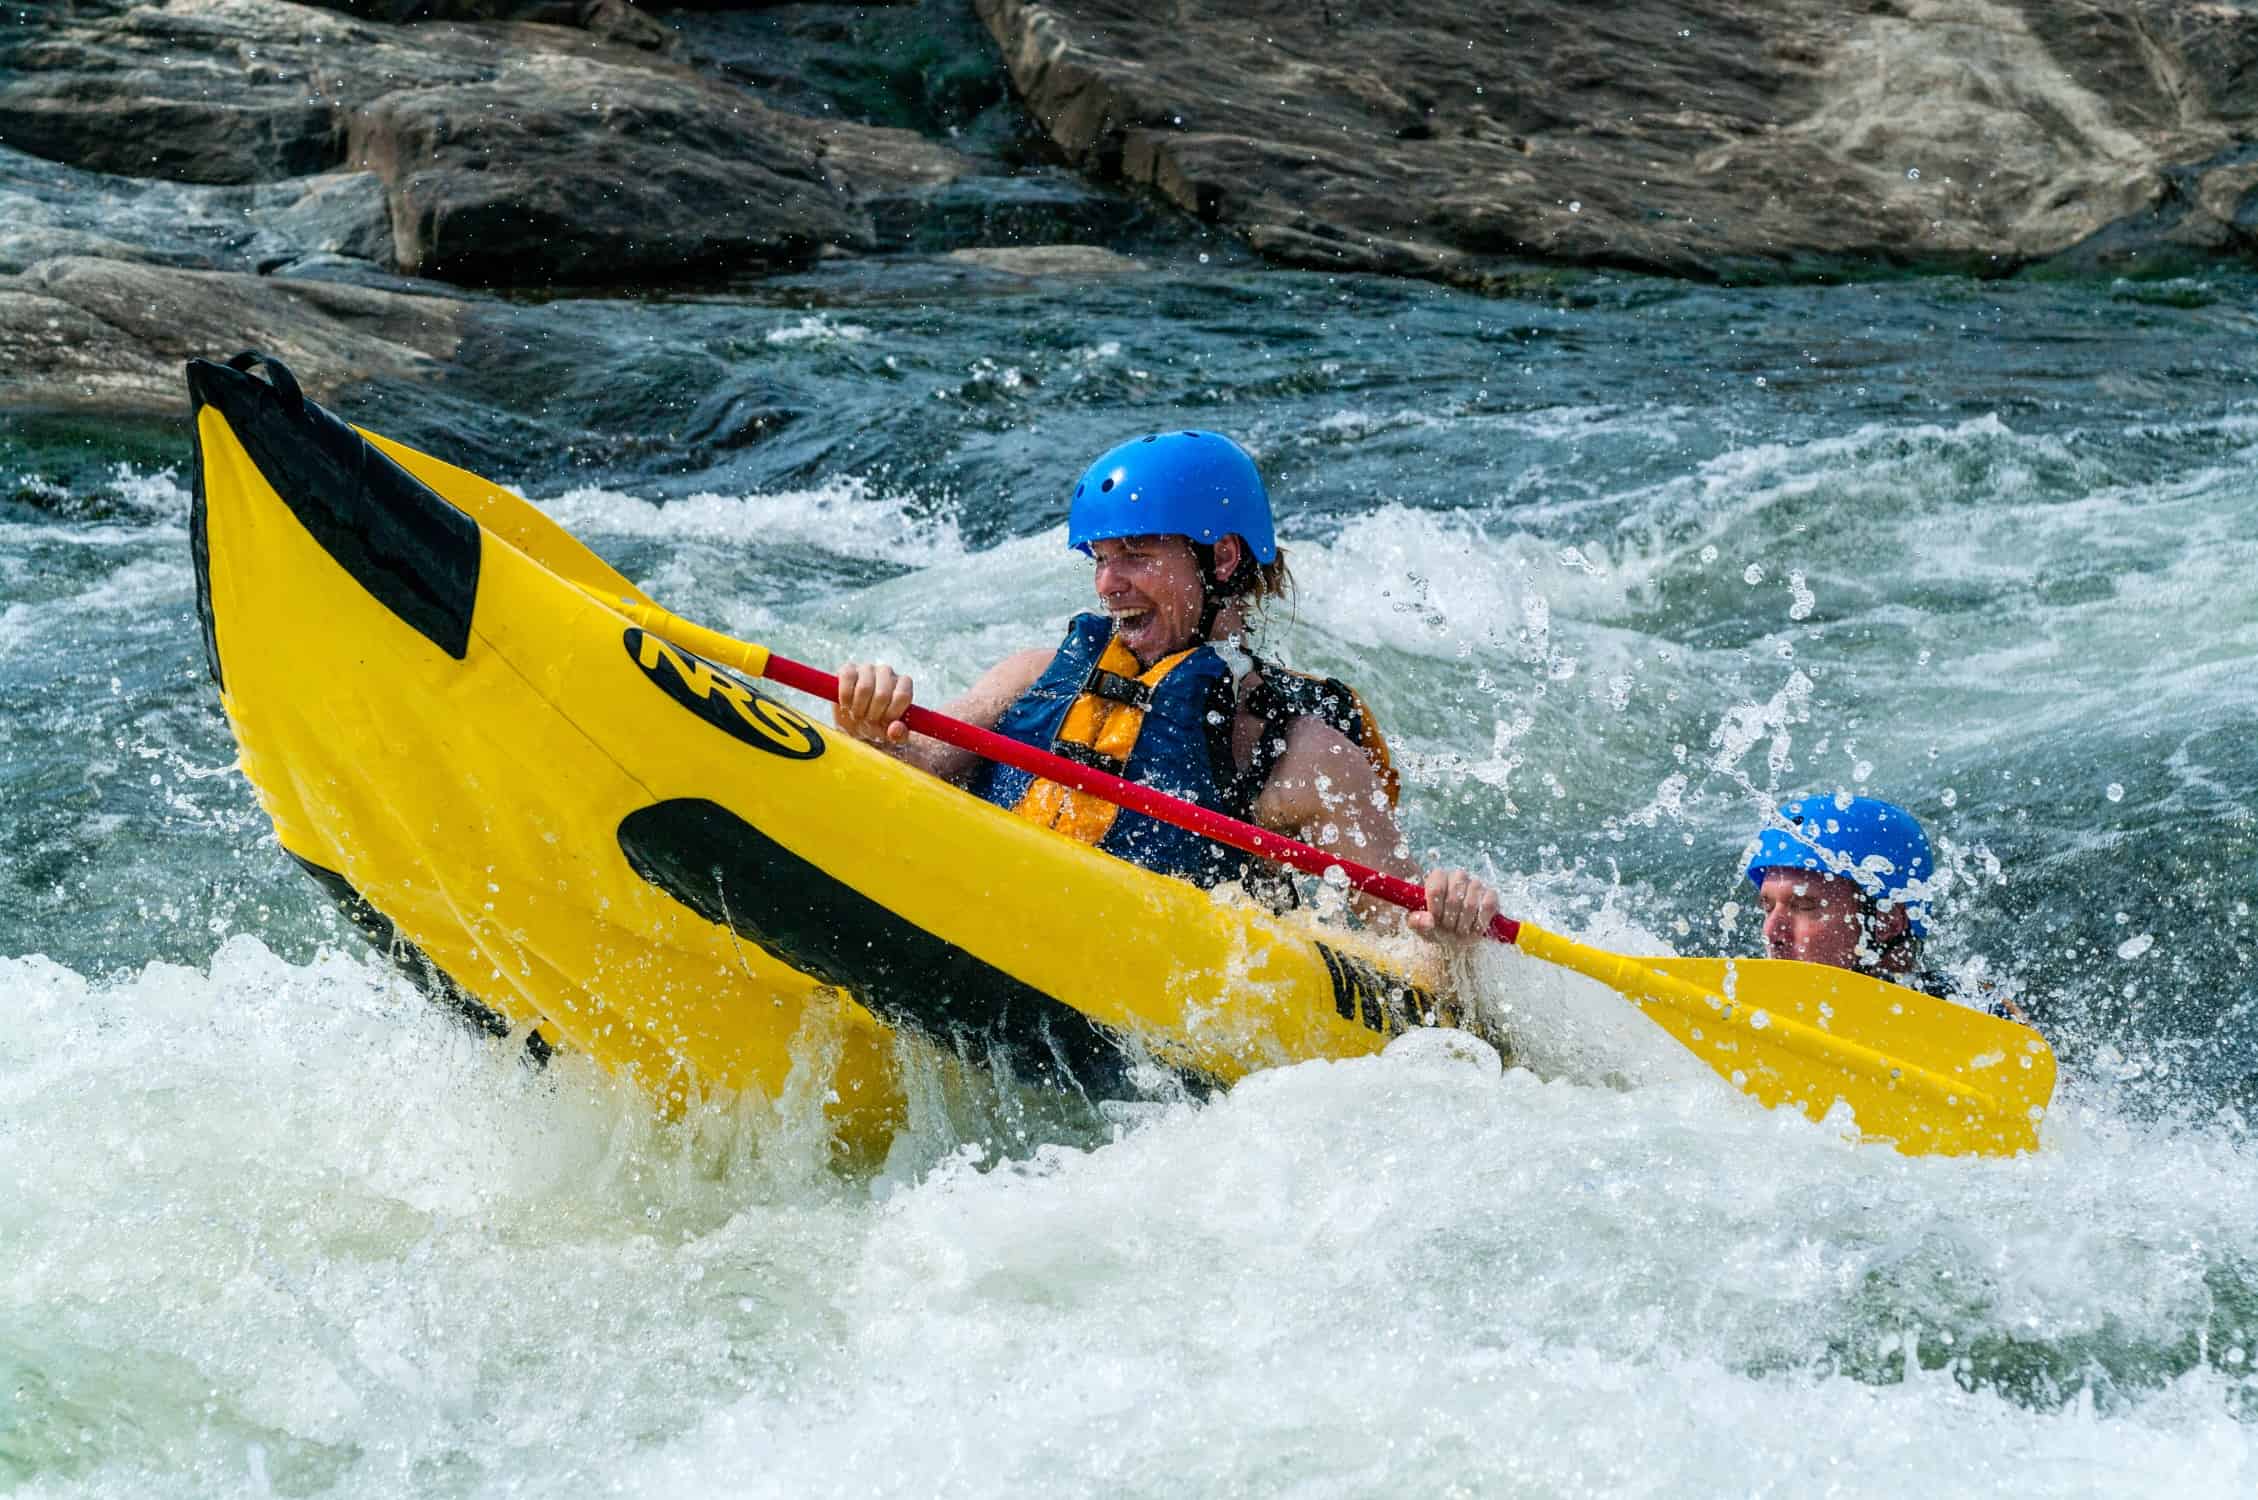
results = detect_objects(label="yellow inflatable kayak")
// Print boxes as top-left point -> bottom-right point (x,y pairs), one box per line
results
187,353 -> 1453,1158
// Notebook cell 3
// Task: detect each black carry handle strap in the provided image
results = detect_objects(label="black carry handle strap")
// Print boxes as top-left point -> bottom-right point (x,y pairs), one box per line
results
226,350 -> 305,413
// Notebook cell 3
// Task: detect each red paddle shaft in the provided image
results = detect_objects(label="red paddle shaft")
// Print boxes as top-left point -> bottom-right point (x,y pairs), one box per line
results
758,651 -> 1521,946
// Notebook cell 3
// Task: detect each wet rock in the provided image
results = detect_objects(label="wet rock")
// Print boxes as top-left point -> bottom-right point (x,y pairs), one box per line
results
0,0 -> 982,288
346,43 -> 878,284
0,147 -> 396,279
0,256 -> 465,413
0,0 -> 471,185
302,0 -> 675,52
942,244 -> 1145,275
974,0 -> 2258,281
252,170 -> 397,267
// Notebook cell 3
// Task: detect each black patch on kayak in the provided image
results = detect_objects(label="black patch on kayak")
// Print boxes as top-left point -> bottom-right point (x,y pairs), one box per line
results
618,797 -> 1167,1097
623,628 -> 825,759
185,353 -> 480,660
288,851 -> 527,1051
186,377 -> 223,691
1315,940 -> 1438,1038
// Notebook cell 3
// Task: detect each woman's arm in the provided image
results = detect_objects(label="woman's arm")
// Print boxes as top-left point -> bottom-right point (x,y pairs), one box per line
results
1251,719 -> 1499,943
833,649 -> 1055,785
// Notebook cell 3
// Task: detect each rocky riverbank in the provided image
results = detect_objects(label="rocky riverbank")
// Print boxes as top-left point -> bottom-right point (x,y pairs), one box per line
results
974,0 -> 2258,285
7,0 -> 2258,418
0,0 -> 1137,414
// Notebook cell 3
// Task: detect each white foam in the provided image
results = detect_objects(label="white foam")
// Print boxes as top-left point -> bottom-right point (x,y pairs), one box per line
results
0,519 -> 186,550
619,1054 -> 2258,1498
764,315 -> 873,345
7,931 -> 2255,1495
0,555 -> 190,658
536,476 -> 963,569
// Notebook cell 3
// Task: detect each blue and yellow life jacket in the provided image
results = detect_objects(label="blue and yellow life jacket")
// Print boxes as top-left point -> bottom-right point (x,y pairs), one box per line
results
970,613 -> 1397,890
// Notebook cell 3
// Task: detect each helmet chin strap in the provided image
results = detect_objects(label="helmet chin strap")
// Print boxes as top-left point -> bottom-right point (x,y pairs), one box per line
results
1191,541 -> 1244,641
1197,577 -> 1225,640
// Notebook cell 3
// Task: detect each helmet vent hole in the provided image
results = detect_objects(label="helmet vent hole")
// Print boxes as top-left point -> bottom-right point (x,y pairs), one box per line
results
1074,484 -> 1084,497
1100,477 -> 1115,492
1142,434 -> 1157,443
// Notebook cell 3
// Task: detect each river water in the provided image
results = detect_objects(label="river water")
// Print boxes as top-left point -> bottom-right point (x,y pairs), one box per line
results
4,256 -> 2255,1494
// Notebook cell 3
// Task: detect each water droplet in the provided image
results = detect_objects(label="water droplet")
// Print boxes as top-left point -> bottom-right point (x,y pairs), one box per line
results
1906,167 -> 1921,180
1941,788 -> 1957,807
1743,563 -> 1765,585
1699,544 -> 1719,565
2105,782 -> 2124,802
2117,932 -> 2155,960
1569,200 -> 1582,213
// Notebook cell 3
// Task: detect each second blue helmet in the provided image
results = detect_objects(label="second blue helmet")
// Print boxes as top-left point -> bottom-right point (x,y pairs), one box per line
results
1743,793 -> 1936,937
1067,431 -> 1278,562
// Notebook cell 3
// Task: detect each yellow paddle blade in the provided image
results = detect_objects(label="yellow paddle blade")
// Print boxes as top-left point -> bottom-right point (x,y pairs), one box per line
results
1512,926 -> 2054,1157
358,429 -> 654,608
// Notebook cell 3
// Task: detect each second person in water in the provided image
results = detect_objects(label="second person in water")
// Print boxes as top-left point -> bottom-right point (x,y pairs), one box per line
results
833,430 -> 1502,944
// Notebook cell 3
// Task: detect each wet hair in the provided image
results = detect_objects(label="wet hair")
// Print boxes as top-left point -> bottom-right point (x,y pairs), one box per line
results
1192,539 -> 1294,624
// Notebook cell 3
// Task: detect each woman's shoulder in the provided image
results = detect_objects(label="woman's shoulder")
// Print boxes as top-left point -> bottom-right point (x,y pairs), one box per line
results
983,646 -> 1058,691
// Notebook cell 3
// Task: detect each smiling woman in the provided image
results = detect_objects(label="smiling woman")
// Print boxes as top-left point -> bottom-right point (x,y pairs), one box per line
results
831,430 -> 1501,942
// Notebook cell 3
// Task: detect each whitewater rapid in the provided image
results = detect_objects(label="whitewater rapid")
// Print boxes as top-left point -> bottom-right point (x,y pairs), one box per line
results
6,264 -> 2254,1493
8,938 -> 2256,1497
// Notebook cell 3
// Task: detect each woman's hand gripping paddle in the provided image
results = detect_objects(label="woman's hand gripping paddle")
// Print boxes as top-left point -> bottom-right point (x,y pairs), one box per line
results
570,586 -> 2054,1159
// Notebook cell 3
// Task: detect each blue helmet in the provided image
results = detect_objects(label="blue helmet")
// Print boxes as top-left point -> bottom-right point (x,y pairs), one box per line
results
1067,431 -> 1278,563
1743,794 -> 1936,937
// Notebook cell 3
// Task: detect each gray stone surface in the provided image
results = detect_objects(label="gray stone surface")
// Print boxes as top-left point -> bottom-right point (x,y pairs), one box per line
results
942,244 -> 1145,274
18,0 -> 2258,423
0,255 -> 466,412
0,0 -> 472,185
0,147 -> 396,278
974,0 -> 2258,280
344,40 -> 878,283
0,0 -> 981,287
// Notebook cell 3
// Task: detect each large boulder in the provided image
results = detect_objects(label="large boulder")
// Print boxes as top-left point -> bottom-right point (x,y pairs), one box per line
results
0,0 -> 477,184
974,0 -> 2258,280
0,0 -> 974,287
0,256 -> 466,412
344,42 -> 880,283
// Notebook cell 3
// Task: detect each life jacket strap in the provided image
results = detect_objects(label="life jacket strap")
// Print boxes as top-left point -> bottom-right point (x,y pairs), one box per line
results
1051,740 -> 1130,775
1084,668 -> 1154,710
1233,655 -> 1401,812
